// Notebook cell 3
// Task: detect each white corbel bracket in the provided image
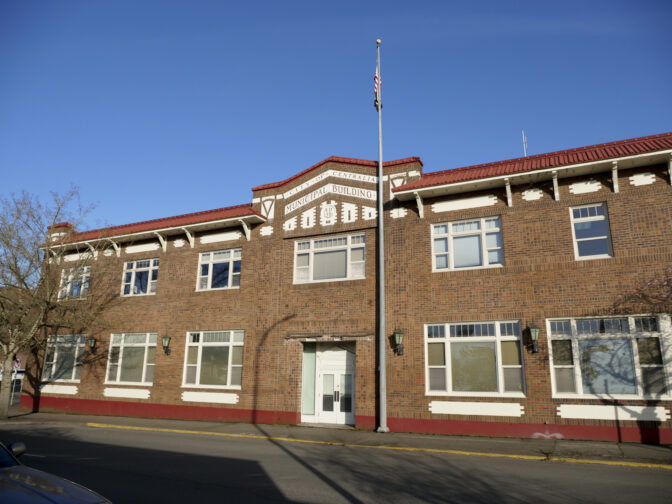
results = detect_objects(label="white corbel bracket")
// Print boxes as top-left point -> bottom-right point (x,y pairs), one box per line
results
107,239 -> 120,258
413,192 -> 424,219
612,161 -> 619,193
552,171 -> 560,201
181,227 -> 194,248
154,232 -> 167,253
668,153 -> 672,185
84,242 -> 99,260
504,178 -> 513,207
238,220 -> 251,241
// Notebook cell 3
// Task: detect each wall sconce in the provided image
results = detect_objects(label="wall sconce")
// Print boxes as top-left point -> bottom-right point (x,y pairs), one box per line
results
394,330 -> 405,356
87,337 -> 97,354
528,324 -> 540,353
162,336 -> 171,355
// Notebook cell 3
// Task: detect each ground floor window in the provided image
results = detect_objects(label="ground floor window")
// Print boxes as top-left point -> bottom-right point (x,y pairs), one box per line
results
106,333 -> 157,385
43,335 -> 86,382
183,330 -> 244,388
548,315 -> 671,398
425,320 -> 524,397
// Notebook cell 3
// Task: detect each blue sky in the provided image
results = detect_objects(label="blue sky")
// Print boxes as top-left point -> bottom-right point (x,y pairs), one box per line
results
1,1 -> 670,230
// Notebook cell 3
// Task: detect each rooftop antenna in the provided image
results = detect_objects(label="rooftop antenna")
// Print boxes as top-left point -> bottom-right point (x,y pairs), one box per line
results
522,130 -> 528,157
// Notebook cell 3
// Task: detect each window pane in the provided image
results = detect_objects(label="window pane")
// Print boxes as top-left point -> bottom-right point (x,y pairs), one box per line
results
428,368 -> 446,391
296,254 -> 309,267
211,262 -> 230,288
450,342 -> 497,392
187,346 -> 198,365
53,346 -> 76,380
125,334 -> 147,344
185,366 -> 197,384
485,233 -> 502,249
107,364 -> 118,382
230,366 -> 242,386
322,374 -> 334,411
134,270 -> 149,294
552,340 -> 573,365
637,338 -> 663,365
233,331 -> 245,342
201,264 -> 209,276
435,254 -> 448,269
434,238 -> 447,253
231,346 -> 243,366
503,368 -> 523,392
554,368 -> 576,393
145,347 -> 156,365
641,367 -> 667,395
313,250 -> 347,280
144,365 -> 154,383
578,339 -> 636,394
109,347 -> 120,363
427,343 -> 445,366
574,220 -> 608,240
453,235 -> 482,268
488,250 -> 503,265
577,239 -> 610,257
119,347 -> 145,382
199,347 -> 230,386
501,341 -> 521,366
351,248 -> 364,262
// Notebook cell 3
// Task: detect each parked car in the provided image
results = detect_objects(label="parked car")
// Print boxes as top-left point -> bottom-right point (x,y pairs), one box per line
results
0,441 -> 110,503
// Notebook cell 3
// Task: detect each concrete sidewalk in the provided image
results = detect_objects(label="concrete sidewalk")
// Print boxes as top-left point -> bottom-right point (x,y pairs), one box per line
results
3,410 -> 672,469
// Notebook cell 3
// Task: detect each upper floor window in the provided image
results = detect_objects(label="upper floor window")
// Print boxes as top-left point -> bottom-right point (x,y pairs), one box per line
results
58,266 -> 90,299
122,259 -> 159,296
43,335 -> 86,382
197,249 -> 241,290
432,217 -> 503,271
570,203 -> 612,259
106,332 -> 157,385
548,316 -> 670,398
425,320 -> 524,397
183,330 -> 245,388
294,234 -> 365,284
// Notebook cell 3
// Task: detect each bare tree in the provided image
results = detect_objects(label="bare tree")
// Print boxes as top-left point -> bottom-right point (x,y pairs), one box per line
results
0,189 -> 117,418
611,266 -> 672,315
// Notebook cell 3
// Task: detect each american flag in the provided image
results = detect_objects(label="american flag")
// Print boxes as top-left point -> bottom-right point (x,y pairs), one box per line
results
374,68 -> 381,100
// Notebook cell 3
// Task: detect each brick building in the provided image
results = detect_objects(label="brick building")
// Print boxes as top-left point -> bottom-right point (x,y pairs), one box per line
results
22,132 -> 672,443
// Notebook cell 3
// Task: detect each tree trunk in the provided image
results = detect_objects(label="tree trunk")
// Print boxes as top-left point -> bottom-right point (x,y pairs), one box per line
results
0,356 -> 15,419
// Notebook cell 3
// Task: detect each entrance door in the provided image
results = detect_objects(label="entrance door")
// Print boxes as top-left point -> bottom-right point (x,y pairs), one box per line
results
315,345 -> 355,425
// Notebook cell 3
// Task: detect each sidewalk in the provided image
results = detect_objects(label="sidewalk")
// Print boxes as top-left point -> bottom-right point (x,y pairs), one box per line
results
3,409 -> 672,469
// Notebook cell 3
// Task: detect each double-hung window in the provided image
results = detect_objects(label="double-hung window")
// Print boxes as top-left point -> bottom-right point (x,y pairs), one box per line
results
183,330 -> 244,388
548,316 -> 670,398
43,335 -> 86,382
425,321 -> 524,396
122,259 -> 159,296
570,203 -> 612,259
106,333 -> 157,384
433,217 -> 503,271
294,234 -> 365,283
58,267 -> 91,299
197,249 -> 241,290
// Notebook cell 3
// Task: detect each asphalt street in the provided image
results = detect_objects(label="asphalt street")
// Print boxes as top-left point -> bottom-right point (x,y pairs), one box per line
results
0,417 -> 670,503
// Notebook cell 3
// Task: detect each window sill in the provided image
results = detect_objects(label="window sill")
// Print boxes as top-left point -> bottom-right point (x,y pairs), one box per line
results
573,254 -> 613,261
552,393 -> 671,401
426,391 -> 526,399
41,379 -> 81,384
293,277 -> 366,285
181,384 -> 242,391
104,382 -> 154,387
195,287 -> 240,292
432,264 -> 503,273
120,293 -> 157,297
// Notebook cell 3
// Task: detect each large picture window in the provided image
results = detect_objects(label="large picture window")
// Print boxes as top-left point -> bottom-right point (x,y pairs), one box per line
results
425,321 -> 524,396
183,330 -> 245,388
58,267 -> 90,299
548,316 -> 670,398
294,234 -> 365,283
432,217 -> 503,271
570,203 -> 612,259
197,249 -> 241,290
43,335 -> 86,382
106,333 -> 157,384
122,259 -> 159,296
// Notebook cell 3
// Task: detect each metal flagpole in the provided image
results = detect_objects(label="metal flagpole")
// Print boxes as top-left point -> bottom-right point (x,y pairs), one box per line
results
374,38 -> 389,433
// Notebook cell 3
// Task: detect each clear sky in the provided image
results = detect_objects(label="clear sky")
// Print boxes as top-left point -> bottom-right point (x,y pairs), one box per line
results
1,1 -> 670,230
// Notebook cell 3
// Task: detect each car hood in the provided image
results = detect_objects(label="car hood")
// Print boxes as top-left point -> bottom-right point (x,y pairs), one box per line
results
0,465 -> 109,503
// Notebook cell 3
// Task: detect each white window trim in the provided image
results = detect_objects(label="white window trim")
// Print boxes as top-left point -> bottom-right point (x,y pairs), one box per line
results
58,266 -> 91,300
569,203 -> 613,261
424,320 -> 526,398
195,248 -> 242,291
104,333 -> 157,386
121,259 -> 159,297
293,233 -> 366,284
547,315 -> 672,400
43,335 -> 86,383
181,330 -> 244,390
431,216 -> 504,272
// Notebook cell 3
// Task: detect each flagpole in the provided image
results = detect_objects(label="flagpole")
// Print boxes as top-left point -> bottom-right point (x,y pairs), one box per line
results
374,38 -> 389,433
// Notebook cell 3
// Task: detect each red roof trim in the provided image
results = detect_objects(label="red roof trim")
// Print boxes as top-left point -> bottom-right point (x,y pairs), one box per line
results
71,204 -> 262,242
394,132 -> 672,192
252,156 -> 423,192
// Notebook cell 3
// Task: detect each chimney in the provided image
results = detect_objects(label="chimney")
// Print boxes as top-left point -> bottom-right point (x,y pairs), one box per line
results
47,222 -> 75,243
